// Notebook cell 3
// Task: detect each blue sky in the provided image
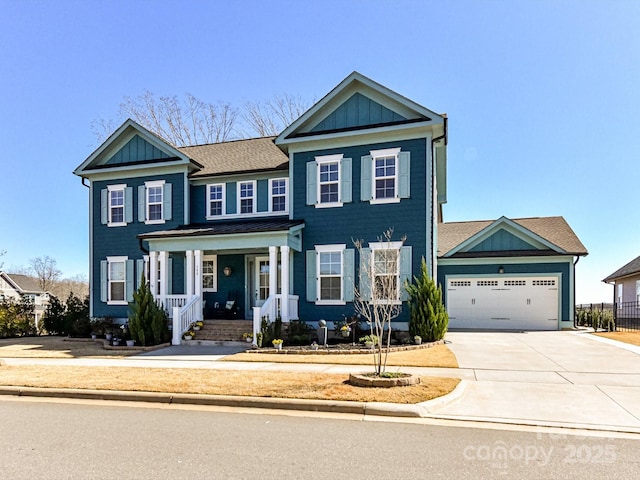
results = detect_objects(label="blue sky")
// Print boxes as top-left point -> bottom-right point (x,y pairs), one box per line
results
1,0 -> 638,303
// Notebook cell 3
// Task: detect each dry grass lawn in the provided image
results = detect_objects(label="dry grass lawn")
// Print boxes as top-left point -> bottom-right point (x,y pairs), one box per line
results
0,336 -> 137,358
0,365 -> 459,404
227,344 -> 458,368
594,331 -> 640,347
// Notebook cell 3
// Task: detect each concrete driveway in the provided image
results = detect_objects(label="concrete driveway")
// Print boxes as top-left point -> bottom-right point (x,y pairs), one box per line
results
432,330 -> 640,433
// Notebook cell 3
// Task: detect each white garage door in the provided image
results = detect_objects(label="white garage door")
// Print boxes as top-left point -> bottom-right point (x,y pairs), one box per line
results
446,276 -> 559,330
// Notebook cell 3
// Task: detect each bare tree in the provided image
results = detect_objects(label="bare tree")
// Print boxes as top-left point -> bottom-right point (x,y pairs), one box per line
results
29,256 -> 62,292
93,91 -> 239,147
353,229 -> 406,376
49,274 -> 89,300
0,250 -> 5,271
242,93 -> 311,137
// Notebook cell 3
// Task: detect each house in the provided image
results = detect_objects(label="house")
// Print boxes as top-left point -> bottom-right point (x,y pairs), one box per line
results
0,272 -> 50,329
603,255 -> 640,305
73,72 -> 448,343
437,216 -> 588,330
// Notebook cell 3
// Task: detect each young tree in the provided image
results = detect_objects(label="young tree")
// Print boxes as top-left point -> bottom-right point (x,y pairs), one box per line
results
353,229 -> 405,376
29,256 -> 62,292
128,277 -> 168,346
406,257 -> 449,342
43,295 -> 66,335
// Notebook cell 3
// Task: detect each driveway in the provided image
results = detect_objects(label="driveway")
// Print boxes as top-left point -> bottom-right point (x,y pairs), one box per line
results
431,330 -> 640,432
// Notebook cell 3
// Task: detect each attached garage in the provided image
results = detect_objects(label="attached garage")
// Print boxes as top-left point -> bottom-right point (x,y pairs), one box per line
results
437,216 -> 588,331
446,276 -> 559,330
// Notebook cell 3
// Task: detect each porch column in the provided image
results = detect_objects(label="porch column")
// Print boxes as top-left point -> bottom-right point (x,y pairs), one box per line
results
269,246 -> 278,320
186,250 -> 194,297
194,250 -> 203,320
149,251 -> 158,296
280,245 -> 290,322
158,251 -> 168,305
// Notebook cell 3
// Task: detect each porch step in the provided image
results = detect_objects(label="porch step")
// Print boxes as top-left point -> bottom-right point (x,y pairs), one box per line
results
194,320 -> 253,342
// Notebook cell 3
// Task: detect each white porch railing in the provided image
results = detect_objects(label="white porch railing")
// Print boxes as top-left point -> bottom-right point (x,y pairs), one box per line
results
252,294 -> 299,340
163,295 -> 188,317
172,295 -> 201,346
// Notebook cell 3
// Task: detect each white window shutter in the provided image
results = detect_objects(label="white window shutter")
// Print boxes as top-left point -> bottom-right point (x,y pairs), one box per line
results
360,155 -> 372,201
126,260 -> 135,302
125,187 -> 133,223
163,183 -> 172,220
399,246 -> 412,301
359,248 -> 371,301
100,260 -> 108,302
343,248 -> 355,302
306,162 -> 317,205
138,185 -> 146,222
398,152 -> 411,199
341,158 -> 352,203
306,250 -> 317,302
100,189 -> 108,225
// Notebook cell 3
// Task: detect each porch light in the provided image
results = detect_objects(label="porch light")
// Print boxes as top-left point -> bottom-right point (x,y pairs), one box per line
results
223,266 -> 232,277
498,266 -> 505,274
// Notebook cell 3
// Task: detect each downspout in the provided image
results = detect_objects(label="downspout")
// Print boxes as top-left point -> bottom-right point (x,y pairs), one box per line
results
573,255 -> 581,328
430,116 -> 448,280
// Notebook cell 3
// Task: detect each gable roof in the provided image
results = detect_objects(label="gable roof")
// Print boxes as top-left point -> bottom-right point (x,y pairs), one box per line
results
0,272 -> 45,294
438,216 -> 588,258
181,137 -> 288,178
74,119 -> 202,176
603,255 -> 640,283
276,71 -> 445,145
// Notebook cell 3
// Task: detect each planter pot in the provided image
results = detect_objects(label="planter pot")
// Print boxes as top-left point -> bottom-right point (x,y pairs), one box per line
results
311,344 -> 319,351
365,342 -> 374,349
126,340 -> 135,347
105,334 -> 113,341
184,335 -> 192,341
112,340 -> 120,346
274,343 -> 282,351
193,326 -> 200,331
414,337 -> 422,345
341,331 -> 350,338
91,334 -> 97,340
245,337 -> 252,343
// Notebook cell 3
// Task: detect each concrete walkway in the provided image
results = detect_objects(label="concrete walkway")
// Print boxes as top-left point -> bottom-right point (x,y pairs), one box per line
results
2,331 -> 640,433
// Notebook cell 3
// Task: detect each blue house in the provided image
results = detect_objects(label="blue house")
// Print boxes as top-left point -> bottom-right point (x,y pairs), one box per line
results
74,72 -> 448,343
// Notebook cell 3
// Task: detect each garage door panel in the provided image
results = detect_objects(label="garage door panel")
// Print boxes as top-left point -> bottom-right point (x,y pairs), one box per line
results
447,276 -> 559,330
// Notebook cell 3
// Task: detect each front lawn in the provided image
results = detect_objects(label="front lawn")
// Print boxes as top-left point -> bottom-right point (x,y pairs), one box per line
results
594,331 -> 640,347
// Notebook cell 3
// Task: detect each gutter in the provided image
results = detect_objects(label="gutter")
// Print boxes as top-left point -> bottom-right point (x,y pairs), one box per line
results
430,116 -> 448,279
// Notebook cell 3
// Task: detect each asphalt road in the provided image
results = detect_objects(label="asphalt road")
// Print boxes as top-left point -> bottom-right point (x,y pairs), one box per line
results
0,398 -> 638,480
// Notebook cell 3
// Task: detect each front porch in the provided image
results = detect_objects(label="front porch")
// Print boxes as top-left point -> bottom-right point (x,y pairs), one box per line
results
139,219 -> 304,345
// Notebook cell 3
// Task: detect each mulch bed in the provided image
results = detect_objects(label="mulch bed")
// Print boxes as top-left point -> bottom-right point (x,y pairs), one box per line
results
248,339 -> 444,355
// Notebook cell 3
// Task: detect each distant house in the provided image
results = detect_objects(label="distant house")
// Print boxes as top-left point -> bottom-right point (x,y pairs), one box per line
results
437,216 -> 588,331
0,272 -> 50,328
603,255 -> 640,305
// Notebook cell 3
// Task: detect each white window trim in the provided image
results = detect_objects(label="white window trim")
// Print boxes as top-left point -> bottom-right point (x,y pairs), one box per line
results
237,180 -> 256,215
107,255 -> 128,305
370,147 -> 401,205
107,184 -> 127,227
202,254 -> 218,292
316,154 -> 343,208
315,244 -> 346,305
636,280 -> 640,304
206,183 -> 226,219
269,178 -> 289,213
369,241 -> 402,305
145,180 -> 165,225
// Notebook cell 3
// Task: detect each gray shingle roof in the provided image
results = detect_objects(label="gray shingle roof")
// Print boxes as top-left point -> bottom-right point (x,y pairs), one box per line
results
1,273 -> 44,293
179,137 -> 288,178
138,218 -> 304,240
438,216 -> 588,257
603,255 -> 640,283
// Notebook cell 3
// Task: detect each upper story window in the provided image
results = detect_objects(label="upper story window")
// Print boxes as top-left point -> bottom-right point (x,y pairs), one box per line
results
101,184 -> 132,227
207,184 -> 225,217
306,154 -> 352,208
138,181 -> 172,224
238,181 -> 256,214
270,178 -> 288,213
361,148 -> 410,204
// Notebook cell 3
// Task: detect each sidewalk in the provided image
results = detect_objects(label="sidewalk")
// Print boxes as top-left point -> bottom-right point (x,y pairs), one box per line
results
2,332 -> 640,434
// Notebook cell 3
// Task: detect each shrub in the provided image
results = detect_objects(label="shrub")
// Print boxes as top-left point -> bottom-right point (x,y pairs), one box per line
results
43,295 -> 66,334
406,257 -> 448,342
128,278 -> 169,346
0,297 -> 35,337
66,293 -> 90,337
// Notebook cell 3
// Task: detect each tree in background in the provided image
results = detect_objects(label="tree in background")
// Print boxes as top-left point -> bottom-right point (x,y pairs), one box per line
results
128,278 -> 168,346
0,250 -> 5,270
92,92 -> 312,145
29,256 -> 62,292
0,297 -> 35,338
406,257 -> 449,342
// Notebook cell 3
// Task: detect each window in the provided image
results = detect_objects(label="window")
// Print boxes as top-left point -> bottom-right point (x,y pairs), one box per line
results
238,181 -> 255,214
306,154 -> 352,208
202,255 -> 217,292
318,248 -> 343,302
618,284 -> 623,305
100,256 -> 132,305
101,184 -> 132,226
270,178 -> 288,212
361,148 -> 410,203
207,184 -> 225,217
306,245 -> 354,304
138,181 -> 171,224
147,184 -> 163,221
361,242 -> 412,304
109,187 -> 125,225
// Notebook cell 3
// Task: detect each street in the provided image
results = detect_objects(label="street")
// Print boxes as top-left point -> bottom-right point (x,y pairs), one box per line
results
0,397 -> 638,479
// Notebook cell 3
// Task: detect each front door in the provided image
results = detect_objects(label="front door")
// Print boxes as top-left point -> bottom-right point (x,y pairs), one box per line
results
254,256 -> 270,307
